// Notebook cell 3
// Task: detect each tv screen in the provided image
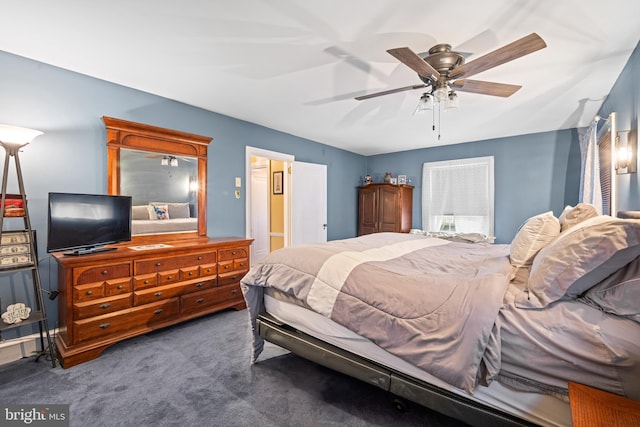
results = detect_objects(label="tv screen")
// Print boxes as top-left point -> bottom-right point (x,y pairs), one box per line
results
47,192 -> 132,255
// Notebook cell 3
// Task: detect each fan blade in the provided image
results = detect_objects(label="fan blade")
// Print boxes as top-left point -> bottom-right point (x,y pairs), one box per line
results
355,84 -> 427,101
387,47 -> 441,81
449,33 -> 546,79
451,80 -> 521,97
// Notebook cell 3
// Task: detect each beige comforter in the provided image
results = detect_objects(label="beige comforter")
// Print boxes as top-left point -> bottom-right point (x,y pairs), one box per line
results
241,232 -> 513,393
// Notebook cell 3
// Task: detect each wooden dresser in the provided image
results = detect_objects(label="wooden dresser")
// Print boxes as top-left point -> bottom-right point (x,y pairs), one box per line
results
52,237 -> 252,368
358,184 -> 413,236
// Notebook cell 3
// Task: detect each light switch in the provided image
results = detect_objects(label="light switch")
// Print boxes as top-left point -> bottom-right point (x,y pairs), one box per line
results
235,177 -> 241,187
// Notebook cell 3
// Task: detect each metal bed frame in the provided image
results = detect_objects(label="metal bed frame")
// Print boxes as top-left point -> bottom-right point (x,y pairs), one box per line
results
257,312 -> 537,427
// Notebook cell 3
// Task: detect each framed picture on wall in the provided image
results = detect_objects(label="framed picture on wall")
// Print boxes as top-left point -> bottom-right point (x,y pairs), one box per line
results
273,171 -> 283,195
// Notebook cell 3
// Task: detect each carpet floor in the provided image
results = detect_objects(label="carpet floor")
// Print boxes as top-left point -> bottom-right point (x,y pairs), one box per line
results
0,309 -> 470,426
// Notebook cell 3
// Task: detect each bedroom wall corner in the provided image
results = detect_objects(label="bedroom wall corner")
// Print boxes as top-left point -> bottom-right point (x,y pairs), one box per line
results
597,39 -> 640,212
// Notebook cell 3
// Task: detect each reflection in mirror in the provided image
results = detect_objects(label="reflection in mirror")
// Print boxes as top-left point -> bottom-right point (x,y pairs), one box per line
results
104,115 -> 211,242
120,148 -> 199,236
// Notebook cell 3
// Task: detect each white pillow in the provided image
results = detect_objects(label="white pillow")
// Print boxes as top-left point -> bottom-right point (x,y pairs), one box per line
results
558,203 -> 599,232
516,216 -> 640,309
510,211 -> 560,269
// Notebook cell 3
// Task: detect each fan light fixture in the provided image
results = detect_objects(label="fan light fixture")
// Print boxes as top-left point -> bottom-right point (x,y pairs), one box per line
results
160,156 -> 178,167
413,85 -> 458,139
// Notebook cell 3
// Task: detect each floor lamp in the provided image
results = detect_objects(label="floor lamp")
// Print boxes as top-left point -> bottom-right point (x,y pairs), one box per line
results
0,124 -> 56,366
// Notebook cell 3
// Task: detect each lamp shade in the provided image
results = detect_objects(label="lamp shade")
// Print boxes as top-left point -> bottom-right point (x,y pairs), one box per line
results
0,124 -> 43,145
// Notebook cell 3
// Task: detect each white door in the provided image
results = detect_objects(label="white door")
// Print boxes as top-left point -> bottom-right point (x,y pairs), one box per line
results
291,161 -> 327,246
250,159 -> 270,263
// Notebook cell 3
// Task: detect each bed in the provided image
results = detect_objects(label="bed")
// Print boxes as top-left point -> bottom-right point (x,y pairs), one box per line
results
241,207 -> 640,426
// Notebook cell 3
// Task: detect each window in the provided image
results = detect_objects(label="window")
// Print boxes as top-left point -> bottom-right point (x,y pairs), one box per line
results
422,156 -> 494,236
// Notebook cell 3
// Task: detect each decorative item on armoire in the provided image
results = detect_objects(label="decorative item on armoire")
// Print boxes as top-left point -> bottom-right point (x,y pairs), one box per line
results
384,172 -> 392,183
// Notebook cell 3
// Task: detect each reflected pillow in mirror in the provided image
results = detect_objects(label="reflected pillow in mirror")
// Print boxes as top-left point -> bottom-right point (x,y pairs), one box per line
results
152,202 -> 190,219
150,204 -> 170,220
132,205 -> 150,220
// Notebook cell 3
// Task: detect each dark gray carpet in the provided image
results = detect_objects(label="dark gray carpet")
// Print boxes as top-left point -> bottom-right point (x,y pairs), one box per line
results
0,309 -> 470,426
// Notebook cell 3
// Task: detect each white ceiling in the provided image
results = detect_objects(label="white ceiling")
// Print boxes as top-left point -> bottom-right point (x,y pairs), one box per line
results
1,0 -> 639,155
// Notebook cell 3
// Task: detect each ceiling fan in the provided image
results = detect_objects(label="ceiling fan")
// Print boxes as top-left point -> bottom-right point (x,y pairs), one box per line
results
354,33 -> 546,105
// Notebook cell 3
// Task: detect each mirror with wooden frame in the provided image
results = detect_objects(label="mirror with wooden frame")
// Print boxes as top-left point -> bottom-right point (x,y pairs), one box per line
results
103,116 -> 212,243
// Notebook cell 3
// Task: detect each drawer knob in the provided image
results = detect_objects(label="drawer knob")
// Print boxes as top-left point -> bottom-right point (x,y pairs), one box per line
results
144,280 -> 149,284
102,270 -> 108,275
231,289 -> 237,294
117,285 -> 123,290
99,303 -> 111,309
196,298 -> 205,304
154,309 -> 163,315
188,271 -> 194,276
231,275 -> 237,280
196,282 -> 204,288
197,256 -> 202,260
99,323 -> 111,329
167,275 -> 173,280
154,292 -> 163,297
86,290 -> 93,295
224,265 -> 230,270
155,262 -> 161,267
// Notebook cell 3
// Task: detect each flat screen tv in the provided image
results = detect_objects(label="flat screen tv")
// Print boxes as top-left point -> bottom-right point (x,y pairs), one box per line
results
47,192 -> 132,255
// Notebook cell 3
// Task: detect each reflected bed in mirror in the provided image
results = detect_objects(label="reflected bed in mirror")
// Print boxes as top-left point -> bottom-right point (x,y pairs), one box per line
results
121,148 -> 198,236
103,116 -> 212,243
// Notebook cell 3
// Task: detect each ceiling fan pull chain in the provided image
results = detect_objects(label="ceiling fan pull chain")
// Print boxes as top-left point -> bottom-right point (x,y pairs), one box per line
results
438,103 -> 442,140
432,107 -> 436,132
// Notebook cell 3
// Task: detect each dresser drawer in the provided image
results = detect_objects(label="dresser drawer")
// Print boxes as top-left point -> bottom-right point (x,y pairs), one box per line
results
234,258 -> 248,271
133,278 -> 216,306
73,263 -> 132,286
74,282 -> 105,302
133,273 -> 157,290
180,266 -> 199,281
218,269 -> 248,286
106,278 -> 132,296
219,247 -> 248,261
73,298 -> 179,343
73,294 -> 132,320
158,269 -> 180,285
180,284 -> 243,315
134,252 -> 217,274
199,263 -> 217,277
218,259 -> 248,274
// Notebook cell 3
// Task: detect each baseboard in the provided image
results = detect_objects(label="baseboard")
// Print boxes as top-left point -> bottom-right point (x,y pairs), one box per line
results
0,331 -> 53,365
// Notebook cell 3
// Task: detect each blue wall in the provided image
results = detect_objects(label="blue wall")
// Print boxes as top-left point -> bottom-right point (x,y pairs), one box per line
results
0,50 -> 365,339
367,129 -> 581,243
598,41 -> 640,212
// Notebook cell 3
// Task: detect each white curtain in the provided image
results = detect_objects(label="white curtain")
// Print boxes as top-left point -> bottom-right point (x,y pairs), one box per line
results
579,121 -> 603,214
422,157 -> 494,236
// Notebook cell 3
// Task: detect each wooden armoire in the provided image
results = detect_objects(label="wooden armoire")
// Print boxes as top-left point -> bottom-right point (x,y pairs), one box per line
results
357,183 -> 413,236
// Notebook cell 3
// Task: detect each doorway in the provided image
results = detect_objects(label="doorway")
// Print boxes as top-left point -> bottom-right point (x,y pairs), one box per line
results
245,147 -> 328,265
